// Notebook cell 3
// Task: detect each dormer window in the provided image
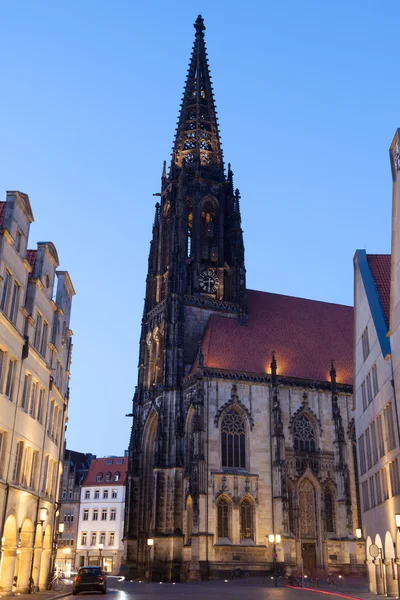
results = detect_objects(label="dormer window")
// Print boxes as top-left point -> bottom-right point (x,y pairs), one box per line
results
105,472 -> 111,482
114,472 -> 120,482
96,473 -> 103,483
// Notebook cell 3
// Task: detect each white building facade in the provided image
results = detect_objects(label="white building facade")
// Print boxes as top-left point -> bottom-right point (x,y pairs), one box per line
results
354,130 -> 400,595
0,191 -> 75,592
76,457 -> 126,574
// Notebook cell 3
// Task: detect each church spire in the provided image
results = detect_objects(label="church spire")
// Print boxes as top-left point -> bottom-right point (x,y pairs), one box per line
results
171,15 -> 223,176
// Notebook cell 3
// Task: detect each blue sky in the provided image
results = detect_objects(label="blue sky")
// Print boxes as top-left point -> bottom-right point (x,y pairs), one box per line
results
0,0 -> 398,457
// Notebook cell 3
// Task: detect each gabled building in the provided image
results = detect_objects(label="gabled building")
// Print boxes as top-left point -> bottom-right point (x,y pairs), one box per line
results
0,191 -> 75,592
353,130 -> 400,596
124,16 -> 363,581
76,457 -> 127,574
55,448 -> 95,574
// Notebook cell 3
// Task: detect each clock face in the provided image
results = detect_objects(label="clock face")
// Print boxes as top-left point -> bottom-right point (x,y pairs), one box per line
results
199,269 -> 219,294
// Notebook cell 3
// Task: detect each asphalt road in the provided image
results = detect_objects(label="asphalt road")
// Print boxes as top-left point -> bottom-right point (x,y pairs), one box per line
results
62,578 -> 366,600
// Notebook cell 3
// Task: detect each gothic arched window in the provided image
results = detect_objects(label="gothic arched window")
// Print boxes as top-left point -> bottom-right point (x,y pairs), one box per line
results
221,409 -> 246,469
217,498 -> 230,539
299,479 -> 316,538
240,499 -> 254,540
293,415 -> 316,453
324,486 -> 336,534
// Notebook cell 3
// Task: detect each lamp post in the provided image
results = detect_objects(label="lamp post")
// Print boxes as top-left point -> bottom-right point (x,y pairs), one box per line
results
147,539 -> 153,583
98,544 -> 103,570
268,534 -> 281,587
356,528 -> 362,540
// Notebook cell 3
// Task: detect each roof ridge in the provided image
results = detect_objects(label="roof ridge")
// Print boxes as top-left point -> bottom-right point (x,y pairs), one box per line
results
247,288 -> 352,310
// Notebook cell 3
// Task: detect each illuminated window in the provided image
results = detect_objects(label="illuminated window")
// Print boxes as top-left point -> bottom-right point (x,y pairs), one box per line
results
240,500 -> 253,540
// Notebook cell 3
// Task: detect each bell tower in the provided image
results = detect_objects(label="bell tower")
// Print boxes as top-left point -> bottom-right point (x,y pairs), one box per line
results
125,15 -> 246,580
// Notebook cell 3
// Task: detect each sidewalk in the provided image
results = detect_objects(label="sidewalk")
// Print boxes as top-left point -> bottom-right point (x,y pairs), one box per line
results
0,588 -> 72,599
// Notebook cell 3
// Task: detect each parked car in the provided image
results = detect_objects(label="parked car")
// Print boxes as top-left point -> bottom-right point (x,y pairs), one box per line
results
73,566 -> 107,595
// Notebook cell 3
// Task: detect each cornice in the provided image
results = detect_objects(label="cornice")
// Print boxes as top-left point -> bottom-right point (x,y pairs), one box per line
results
23,258 -> 33,273
183,294 -> 239,313
183,367 -> 353,394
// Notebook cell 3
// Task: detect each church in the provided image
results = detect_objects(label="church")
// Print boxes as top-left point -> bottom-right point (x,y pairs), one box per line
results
124,16 -> 364,581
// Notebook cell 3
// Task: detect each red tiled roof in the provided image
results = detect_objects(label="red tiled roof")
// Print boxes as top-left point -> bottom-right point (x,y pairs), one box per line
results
0,202 -> 5,227
26,249 -> 37,275
198,289 -> 353,385
83,457 -> 127,486
367,254 -> 391,327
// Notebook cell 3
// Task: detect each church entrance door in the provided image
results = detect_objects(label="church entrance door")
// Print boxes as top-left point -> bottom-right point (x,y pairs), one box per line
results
302,543 -> 316,571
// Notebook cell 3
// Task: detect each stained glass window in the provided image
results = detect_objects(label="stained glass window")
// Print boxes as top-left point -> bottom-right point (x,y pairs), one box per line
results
240,500 -> 253,540
217,499 -> 229,539
221,409 -> 246,468
293,415 -> 316,452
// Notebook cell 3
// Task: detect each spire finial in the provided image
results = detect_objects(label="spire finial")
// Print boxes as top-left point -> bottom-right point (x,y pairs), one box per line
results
194,15 -> 205,35
162,160 -> 166,178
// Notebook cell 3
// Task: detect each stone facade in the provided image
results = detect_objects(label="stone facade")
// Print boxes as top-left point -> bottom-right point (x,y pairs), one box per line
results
124,16 -> 363,581
0,191 -> 75,592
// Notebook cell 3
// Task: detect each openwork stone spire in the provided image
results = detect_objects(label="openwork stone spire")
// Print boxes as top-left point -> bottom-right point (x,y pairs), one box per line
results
171,15 -> 223,174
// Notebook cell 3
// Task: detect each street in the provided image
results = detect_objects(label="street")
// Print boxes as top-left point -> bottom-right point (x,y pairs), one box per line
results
59,577 -> 369,600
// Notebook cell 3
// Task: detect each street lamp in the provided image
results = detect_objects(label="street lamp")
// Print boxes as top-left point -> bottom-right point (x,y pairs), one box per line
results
98,543 -> 103,569
356,528 -> 362,539
39,507 -> 47,525
396,514 -> 400,530
269,534 -> 281,587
